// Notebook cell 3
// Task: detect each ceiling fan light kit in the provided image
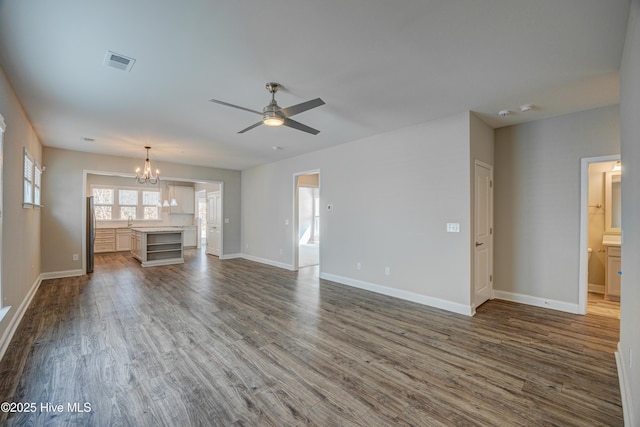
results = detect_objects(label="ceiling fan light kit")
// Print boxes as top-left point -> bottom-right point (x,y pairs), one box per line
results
210,82 -> 325,135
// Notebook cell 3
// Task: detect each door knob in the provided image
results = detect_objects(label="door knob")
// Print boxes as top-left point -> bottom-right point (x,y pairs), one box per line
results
475,242 -> 483,247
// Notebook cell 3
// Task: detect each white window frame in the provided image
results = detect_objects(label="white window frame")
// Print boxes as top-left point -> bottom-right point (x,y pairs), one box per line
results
91,185 -> 161,222
118,188 -> 139,221
23,147 -> 42,209
141,190 -> 161,220
0,114 -> 6,317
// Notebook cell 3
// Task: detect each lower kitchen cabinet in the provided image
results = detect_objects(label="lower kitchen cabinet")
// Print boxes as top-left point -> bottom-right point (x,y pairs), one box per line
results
94,229 -> 115,253
116,228 -> 132,251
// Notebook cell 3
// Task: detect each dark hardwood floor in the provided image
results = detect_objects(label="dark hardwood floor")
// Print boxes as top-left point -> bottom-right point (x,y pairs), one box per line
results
0,250 -> 623,426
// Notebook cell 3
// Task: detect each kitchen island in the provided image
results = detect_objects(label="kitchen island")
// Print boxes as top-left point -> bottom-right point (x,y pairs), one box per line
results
130,227 -> 184,267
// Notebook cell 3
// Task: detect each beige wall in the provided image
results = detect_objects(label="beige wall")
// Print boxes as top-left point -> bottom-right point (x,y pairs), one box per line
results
0,67 -> 42,351
619,0 -> 640,423
41,147 -> 241,274
242,111 -> 479,314
494,105 -> 620,305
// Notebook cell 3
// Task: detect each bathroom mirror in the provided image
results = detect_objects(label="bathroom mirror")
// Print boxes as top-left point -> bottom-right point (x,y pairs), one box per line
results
605,171 -> 621,233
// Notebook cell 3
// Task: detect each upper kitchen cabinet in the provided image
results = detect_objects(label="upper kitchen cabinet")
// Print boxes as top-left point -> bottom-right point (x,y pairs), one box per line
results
169,185 -> 195,214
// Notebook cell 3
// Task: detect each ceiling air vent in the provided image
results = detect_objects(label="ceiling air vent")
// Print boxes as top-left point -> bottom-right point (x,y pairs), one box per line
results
103,50 -> 135,72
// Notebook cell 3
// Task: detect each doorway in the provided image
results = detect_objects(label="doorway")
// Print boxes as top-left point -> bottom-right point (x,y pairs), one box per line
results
197,190 -> 207,248
580,155 -> 621,317
294,171 -> 320,270
206,191 -> 222,257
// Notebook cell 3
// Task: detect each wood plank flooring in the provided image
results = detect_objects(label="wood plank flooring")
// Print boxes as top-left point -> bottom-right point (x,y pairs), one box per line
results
588,292 -> 621,319
0,250 -> 623,426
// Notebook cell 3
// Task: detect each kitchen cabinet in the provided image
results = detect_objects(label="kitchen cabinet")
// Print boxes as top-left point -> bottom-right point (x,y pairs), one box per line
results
116,228 -> 132,251
169,185 -> 195,214
95,228 -> 133,253
183,226 -> 197,248
94,228 -> 115,253
131,227 -> 184,267
131,229 -> 142,260
605,245 -> 621,301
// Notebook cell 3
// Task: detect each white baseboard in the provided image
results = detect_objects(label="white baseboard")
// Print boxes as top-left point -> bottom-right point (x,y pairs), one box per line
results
0,274 -> 43,362
588,283 -> 605,294
40,269 -> 84,280
616,342 -> 635,427
220,253 -> 242,260
319,273 -> 474,316
240,254 -> 295,271
493,290 -> 580,314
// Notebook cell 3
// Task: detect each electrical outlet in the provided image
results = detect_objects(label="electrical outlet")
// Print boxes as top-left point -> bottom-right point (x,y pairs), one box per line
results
72,254 -> 79,261
285,219 -> 289,225
224,218 -> 229,224
356,262 -> 362,270
385,267 -> 391,276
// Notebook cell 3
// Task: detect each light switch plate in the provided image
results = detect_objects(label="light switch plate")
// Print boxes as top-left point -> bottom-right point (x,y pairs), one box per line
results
447,223 -> 460,233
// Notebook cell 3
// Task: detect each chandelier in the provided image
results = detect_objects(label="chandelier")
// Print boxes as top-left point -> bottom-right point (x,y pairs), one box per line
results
135,146 -> 160,184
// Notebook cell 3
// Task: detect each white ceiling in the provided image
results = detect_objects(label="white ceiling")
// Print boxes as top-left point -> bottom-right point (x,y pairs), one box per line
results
0,0 -> 630,170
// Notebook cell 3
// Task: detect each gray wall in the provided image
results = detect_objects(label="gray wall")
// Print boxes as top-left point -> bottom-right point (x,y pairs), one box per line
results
494,105 -> 620,304
0,67 -> 42,350
242,111 -> 484,314
41,147 -> 241,274
619,0 -> 640,423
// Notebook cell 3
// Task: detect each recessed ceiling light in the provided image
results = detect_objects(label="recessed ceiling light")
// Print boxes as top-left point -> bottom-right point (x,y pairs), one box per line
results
498,110 -> 512,117
272,146 -> 284,151
81,137 -> 95,142
519,104 -> 534,112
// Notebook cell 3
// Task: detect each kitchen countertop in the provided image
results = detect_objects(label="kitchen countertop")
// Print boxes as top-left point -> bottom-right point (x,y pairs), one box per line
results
130,227 -> 184,233
98,225 -> 196,230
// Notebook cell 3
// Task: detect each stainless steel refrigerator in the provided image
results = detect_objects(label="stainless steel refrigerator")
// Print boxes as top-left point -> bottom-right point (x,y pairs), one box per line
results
86,196 -> 96,273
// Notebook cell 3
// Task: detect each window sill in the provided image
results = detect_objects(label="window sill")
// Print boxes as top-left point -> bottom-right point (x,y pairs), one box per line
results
0,306 -> 10,324
22,203 -> 43,209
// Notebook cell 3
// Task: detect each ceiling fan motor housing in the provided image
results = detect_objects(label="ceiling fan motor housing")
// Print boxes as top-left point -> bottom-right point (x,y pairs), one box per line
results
263,101 -> 284,126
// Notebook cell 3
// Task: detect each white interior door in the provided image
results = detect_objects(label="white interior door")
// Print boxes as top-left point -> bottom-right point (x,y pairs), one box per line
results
474,161 -> 493,309
206,191 -> 221,256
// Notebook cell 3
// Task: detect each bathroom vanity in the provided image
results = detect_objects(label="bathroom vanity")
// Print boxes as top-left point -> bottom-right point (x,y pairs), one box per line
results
602,235 -> 621,301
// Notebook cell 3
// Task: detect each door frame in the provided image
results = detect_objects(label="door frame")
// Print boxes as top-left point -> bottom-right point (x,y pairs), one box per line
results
578,154 -> 620,315
292,169 -> 320,271
206,190 -> 222,256
81,171 -> 225,272
473,160 -> 494,313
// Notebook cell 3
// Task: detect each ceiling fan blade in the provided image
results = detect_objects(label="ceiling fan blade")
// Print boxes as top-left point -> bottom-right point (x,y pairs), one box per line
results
278,98 -> 325,118
209,98 -> 262,115
238,121 -> 263,134
283,118 -> 320,135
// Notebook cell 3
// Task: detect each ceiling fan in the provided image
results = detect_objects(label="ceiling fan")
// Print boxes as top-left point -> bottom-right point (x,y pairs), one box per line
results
210,82 -> 325,135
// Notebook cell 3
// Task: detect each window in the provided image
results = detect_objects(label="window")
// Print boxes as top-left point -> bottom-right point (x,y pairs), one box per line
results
92,185 -> 161,222
142,191 -> 160,220
23,150 -> 33,205
119,189 -> 138,220
23,147 -> 42,208
34,165 -> 42,206
93,188 -> 114,220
